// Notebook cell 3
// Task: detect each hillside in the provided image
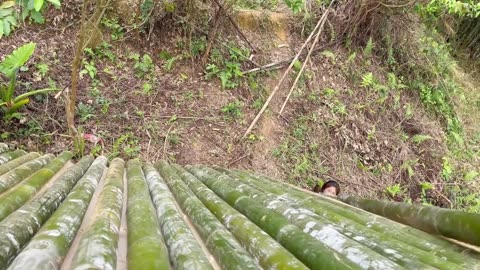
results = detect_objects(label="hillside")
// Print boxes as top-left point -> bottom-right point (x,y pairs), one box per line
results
0,0 -> 479,210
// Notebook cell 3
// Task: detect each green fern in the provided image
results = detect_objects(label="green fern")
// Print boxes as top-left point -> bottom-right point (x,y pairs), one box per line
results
361,72 -> 374,88
412,134 -> 433,144
321,50 -> 336,62
363,37 -> 374,58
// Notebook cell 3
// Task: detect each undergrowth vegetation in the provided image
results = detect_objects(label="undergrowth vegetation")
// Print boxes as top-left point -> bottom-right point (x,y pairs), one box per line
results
0,0 -> 478,212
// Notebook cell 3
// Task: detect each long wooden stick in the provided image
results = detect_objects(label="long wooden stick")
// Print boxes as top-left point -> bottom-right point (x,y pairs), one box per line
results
279,7 -> 331,115
241,6 -> 332,139
241,42 -> 338,74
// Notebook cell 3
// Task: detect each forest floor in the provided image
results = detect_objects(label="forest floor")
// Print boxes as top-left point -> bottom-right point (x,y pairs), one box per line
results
0,2 -> 479,207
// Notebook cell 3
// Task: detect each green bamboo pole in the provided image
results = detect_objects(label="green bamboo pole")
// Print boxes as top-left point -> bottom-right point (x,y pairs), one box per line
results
0,150 -> 26,165
215,167 -> 469,269
0,151 -> 73,221
0,152 -> 40,176
155,161 -> 261,270
127,159 -> 171,270
228,169 -> 478,266
7,156 -> 107,270
187,166 -> 362,270
341,196 -> 480,247
0,144 -> 7,154
0,155 -> 94,269
174,164 -> 309,270
143,164 -> 213,270
70,158 -> 125,270
0,154 -> 54,194
206,167 -> 412,269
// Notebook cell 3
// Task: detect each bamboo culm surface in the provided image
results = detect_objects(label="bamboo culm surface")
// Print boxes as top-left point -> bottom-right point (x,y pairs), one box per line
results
7,156 -> 107,270
0,155 -> 94,269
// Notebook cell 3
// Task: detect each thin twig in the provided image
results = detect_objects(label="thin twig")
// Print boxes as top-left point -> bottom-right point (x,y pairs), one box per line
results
279,5 -> 332,115
241,42 -> 338,74
174,14 -> 261,68
210,0 -> 257,53
241,5 -> 334,139
163,125 -> 174,159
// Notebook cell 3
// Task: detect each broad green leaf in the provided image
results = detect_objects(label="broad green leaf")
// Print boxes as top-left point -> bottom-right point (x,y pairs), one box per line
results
3,18 -> 10,36
0,21 -> 4,39
34,0 -> 44,12
0,1 -> 15,9
46,0 -> 61,7
0,42 -> 36,77
0,8 -> 14,17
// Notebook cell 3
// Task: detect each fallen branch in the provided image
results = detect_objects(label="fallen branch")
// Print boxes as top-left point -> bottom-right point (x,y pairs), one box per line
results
241,3 -> 334,139
241,42 -> 338,75
279,6 -> 332,115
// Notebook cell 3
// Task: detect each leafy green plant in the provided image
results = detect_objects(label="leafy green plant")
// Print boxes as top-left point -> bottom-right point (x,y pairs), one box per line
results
361,72 -> 374,88
101,17 -> 125,41
133,54 -> 154,77
284,0 -> 304,13
386,184 -> 403,197
109,133 -> 141,159
420,181 -> 434,205
76,102 -> 95,122
35,62 -> 49,78
17,0 -> 60,24
401,158 -> 419,178
363,37 -> 375,58
0,43 -> 56,118
221,101 -> 243,120
0,1 -> 17,38
412,134 -> 433,145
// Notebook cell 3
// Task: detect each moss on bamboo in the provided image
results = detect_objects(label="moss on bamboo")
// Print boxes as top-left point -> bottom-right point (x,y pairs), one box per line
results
7,156 -> 107,270
0,150 -> 26,165
0,155 -> 94,269
216,167 -> 469,269
0,152 -> 40,176
228,169 -> 478,267
0,151 -> 73,222
342,196 -> 480,247
187,166 -> 362,270
143,164 -> 213,270
127,159 -> 171,270
70,158 -> 125,270
174,165 -> 309,270
0,154 -> 54,194
155,160 -> 261,270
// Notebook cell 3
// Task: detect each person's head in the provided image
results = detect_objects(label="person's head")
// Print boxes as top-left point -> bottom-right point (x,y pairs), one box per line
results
320,180 -> 340,196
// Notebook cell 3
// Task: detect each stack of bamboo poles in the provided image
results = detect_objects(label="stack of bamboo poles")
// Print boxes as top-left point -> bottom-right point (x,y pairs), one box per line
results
0,142 -> 479,270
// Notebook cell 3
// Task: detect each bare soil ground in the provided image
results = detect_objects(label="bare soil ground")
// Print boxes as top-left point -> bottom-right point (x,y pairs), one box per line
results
1,3 -> 478,206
